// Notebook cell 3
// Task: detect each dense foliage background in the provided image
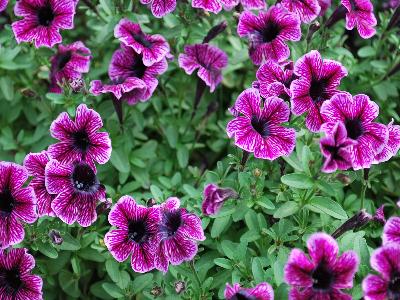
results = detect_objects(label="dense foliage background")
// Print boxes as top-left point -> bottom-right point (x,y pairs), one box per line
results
0,0 -> 399,299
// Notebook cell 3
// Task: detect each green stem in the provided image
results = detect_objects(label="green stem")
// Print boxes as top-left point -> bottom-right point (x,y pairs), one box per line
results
360,169 -> 367,210
189,260 -> 203,297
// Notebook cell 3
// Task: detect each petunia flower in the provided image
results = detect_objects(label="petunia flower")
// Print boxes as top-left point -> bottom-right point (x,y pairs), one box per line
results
192,0 -> 237,14
178,43 -> 228,92
154,197 -> 205,273
382,216 -> 400,244
114,19 -> 170,66
24,151 -> 55,217
224,282 -> 274,300
0,162 -> 37,249
320,92 -> 389,170
373,205 -> 386,225
104,196 -> 160,273
362,244 -> 400,300
281,0 -> 321,23
140,0 -> 176,18
0,0 -> 7,12
226,88 -> 296,160
284,232 -> 359,300
237,5 -> 301,65
45,160 -> 106,227
290,50 -> 348,132
374,120 -> 400,163
202,184 -> 238,216
12,0 -> 76,48
0,248 -> 42,299
49,41 -> 92,93
319,121 -> 355,173
48,104 -> 112,169
341,0 -> 377,39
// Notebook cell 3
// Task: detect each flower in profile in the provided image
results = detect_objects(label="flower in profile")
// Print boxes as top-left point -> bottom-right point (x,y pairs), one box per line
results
224,282 -> 274,300
284,233 -> 359,300
382,216 -> 400,244
362,244 -> 400,300
45,160 -> 106,227
192,0 -> 237,14
178,43 -> 228,92
0,162 -> 37,249
0,248 -> 43,299
12,0 -> 76,48
140,0 -> 176,17
49,41 -> 92,93
154,197 -> 205,273
237,5 -> 301,65
320,93 -> 389,170
281,0 -> 321,23
105,196 -> 160,273
290,50 -> 348,132
24,151 -> 55,217
47,104 -> 111,168
341,0 -> 377,39
0,0 -> 7,12
202,184 -> 238,216
226,88 -> 296,160
114,19 -> 170,66
319,122 -> 355,173
373,205 -> 386,225
374,120 -> 400,163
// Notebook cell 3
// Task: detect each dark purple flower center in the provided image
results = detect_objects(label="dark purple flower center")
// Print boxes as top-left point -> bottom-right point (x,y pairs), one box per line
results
161,210 -> 182,237
130,57 -> 147,79
349,0 -> 357,10
311,262 -> 334,291
388,272 -> 400,298
251,115 -> 269,138
128,219 -> 148,244
324,145 -> 342,161
344,118 -> 364,140
72,130 -> 90,152
132,33 -> 153,49
229,291 -> 259,300
37,4 -> 55,27
0,188 -> 15,216
261,22 -> 280,43
55,51 -> 72,71
0,268 -> 22,294
71,163 -> 98,193
309,78 -> 328,103
283,74 -> 298,89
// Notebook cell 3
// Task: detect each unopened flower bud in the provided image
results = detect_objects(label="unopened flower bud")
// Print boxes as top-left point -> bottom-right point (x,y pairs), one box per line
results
336,173 -> 351,185
175,280 -> 186,294
332,209 -> 372,238
306,21 -> 320,44
150,286 -> 163,297
48,229 -> 63,245
69,78 -> 84,92
203,21 -> 227,43
96,198 -> 112,215
253,168 -> 262,177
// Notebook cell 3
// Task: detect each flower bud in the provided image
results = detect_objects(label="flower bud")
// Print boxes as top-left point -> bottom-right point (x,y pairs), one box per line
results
253,168 -> 262,177
150,286 -> 163,297
174,280 -> 186,294
332,209 -> 372,238
203,21 -> 227,43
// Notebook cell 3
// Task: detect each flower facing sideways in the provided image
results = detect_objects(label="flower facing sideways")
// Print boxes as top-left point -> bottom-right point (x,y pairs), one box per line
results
341,0 -> 377,39
202,184 -> 238,216
374,119 -> 400,164
224,282 -> 274,300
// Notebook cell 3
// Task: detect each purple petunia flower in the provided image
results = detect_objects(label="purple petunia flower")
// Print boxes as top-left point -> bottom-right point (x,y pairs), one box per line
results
154,197 -> 205,273
45,160 -> 106,227
178,43 -> 228,92
191,0 -> 237,14
114,19 -> 170,66
0,0 -> 8,12
341,0 -> 377,39
104,196 -> 160,273
0,162 -> 37,249
49,41 -> 92,93
284,233 -> 359,300
48,104 -> 111,169
0,248 -> 42,299
319,121 -> 355,173
281,0 -> 321,23
373,205 -> 386,225
24,151 -> 55,217
140,0 -> 176,17
362,244 -> 400,300
290,50 -> 348,132
237,5 -> 301,65
382,216 -> 400,244
320,93 -> 389,170
226,88 -> 296,160
202,184 -> 238,216
224,282 -> 274,300
12,0 -> 76,48
374,120 -> 400,163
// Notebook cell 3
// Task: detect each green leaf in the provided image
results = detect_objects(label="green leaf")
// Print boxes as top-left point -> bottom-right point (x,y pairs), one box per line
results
150,184 -> 163,201
177,144 -> 189,168
58,232 -> 81,251
281,173 -> 314,189
273,201 -> 300,219
110,149 -> 130,173
131,273 -> 154,294
105,259 -> 120,283
256,196 -> 275,209
58,270 -> 81,298
37,241 -> 58,259
252,257 -> 265,282
211,215 -> 230,238
102,283 -> 124,298
214,258 -> 232,269
307,196 -> 347,219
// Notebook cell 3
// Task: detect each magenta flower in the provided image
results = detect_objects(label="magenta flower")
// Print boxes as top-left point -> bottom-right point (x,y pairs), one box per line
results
140,0 -> 176,17
226,88 -> 296,160
0,0 -> 7,12
192,0 -> 237,14
290,50 -> 348,132
154,197 -> 205,273
318,0 -> 332,16
45,160 -> 106,227
382,216 -> 400,244
374,120 -> 400,163
12,0 -> 76,48
202,184 -> 237,216
48,104 -> 111,169
341,0 -> 377,39
224,282 -> 274,300
320,122 -> 355,173
178,44 -> 228,92
0,248 -> 42,299
285,233 -> 359,300
320,93 -> 389,170
237,5 -> 301,65
363,244 -> 400,300
104,196 -> 160,273
24,151 -> 55,217
240,0 -> 265,10
0,162 -> 37,249
281,0 -> 321,23
373,205 -> 386,225
49,41 -> 92,93
114,19 -> 170,66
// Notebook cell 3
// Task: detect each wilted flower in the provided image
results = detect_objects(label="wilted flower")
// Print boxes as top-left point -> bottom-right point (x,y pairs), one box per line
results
0,162 -> 37,249
48,104 -> 112,169
12,0 -> 76,48
237,5 -> 301,65
281,0 -> 321,23
48,229 -> 63,245
226,88 -> 296,160
341,0 -> 377,39
224,282 -> 274,300
154,197 -> 205,273
140,0 -> 176,18
0,248 -> 43,299
382,216 -> 400,244
202,184 -> 238,216
285,233 -> 359,299
105,196 -> 160,273
374,120 -> 400,163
